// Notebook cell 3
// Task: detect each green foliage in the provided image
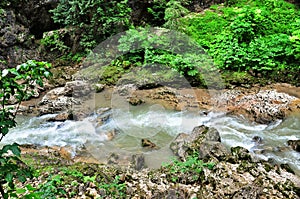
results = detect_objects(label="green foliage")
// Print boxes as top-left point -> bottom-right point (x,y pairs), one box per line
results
15,184 -> 42,199
38,175 -> 66,199
41,30 -> 70,55
162,153 -> 215,183
18,166 -> 127,198
164,0 -> 190,29
99,175 -> 126,198
0,60 -> 52,199
147,0 -> 168,26
146,0 -> 191,27
117,27 -> 211,79
176,0 -> 300,73
211,1 -> 300,72
179,10 -> 229,48
50,0 -> 132,51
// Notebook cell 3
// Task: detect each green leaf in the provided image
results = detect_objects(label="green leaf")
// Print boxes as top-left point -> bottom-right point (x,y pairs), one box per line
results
16,188 -> 26,194
5,173 -> 13,183
10,143 -> 21,156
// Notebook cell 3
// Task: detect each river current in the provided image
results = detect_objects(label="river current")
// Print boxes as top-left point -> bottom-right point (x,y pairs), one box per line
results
2,103 -> 300,175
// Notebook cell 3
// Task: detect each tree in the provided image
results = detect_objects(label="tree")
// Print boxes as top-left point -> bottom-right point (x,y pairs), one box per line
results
0,60 -> 51,199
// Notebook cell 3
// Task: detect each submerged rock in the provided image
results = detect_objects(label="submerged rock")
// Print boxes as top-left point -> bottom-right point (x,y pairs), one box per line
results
128,96 -> 145,106
141,139 -> 159,150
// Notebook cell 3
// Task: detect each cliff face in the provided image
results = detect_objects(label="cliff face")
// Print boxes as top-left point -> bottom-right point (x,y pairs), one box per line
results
0,0 -> 59,69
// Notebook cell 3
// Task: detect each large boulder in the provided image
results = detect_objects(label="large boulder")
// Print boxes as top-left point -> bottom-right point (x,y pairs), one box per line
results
216,90 -> 298,124
38,80 -> 92,115
170,125 -> 229,161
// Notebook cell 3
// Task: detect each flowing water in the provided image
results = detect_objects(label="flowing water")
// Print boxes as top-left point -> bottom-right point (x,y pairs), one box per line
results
2,103 -> 300,175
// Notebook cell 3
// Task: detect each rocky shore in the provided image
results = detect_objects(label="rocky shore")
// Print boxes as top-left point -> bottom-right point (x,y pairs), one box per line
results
7,80 -> 298,198
19,124 -> 300,198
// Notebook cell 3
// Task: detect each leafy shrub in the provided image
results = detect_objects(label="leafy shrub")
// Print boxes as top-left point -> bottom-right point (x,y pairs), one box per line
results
211,1 -> 300,72
147,0 -> 168,26
41,30 -> 70,55
179,10 -> 229,48
176,0 -> 300,73
162,153 -> 215,183
164,0 -> 190,29
0,60 -> 51,199
50,0 -> 132,51
117,27 -> 212,78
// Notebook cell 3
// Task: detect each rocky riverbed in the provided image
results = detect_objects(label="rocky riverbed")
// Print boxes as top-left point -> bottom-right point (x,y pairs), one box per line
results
5,80 -> 299,198
18,124 -> 300,198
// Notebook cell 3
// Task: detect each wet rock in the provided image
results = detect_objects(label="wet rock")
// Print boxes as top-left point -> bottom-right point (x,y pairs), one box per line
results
47,111 -> 73,122
141,139 -> 159,150
128,96 -> 145,106
217,90 -> 297,124
287,140 -> 300,152
170,125 -> 229,161
252,136 -> 263,144
107,153 -> 145,170
105,130 -> 116,141
94,83 -> 105,93
107,153 -> 121,165
131,154 -> 145,171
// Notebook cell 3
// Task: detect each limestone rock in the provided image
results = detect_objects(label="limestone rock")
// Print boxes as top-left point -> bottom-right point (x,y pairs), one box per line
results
128,96 -> 145,106
47,111 -> 73,122
141,139 -> 159,150
38,80 -> 91,115
216,90 -> 297,124
170,125 -> 229,161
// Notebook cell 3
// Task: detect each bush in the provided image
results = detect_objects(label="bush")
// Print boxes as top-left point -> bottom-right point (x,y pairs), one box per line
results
211,1 -> 300,72
50,0 -> 132,51
0,60 -> 51,199
117,27 -> 214,80
176,0 -> 300,73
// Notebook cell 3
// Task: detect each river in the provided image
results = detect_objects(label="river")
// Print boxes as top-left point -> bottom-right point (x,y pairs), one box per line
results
2,102 -> 300,175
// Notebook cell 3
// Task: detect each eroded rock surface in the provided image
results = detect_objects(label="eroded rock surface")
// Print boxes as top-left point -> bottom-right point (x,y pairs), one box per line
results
38,80 -> 91,115
216,89 -> 299,124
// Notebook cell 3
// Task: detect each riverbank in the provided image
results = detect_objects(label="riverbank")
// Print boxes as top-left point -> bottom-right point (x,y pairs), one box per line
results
16,124 -> 300,198
2,80 -> 299,198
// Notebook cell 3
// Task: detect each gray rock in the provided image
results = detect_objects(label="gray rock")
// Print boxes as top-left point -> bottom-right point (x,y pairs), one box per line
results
38,80 -> 92,115
287,140 -> 300,152
131,154 -> 145,171
94,83 -> 105,93
198,141 -> 229,161
170,125 -> 229,161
